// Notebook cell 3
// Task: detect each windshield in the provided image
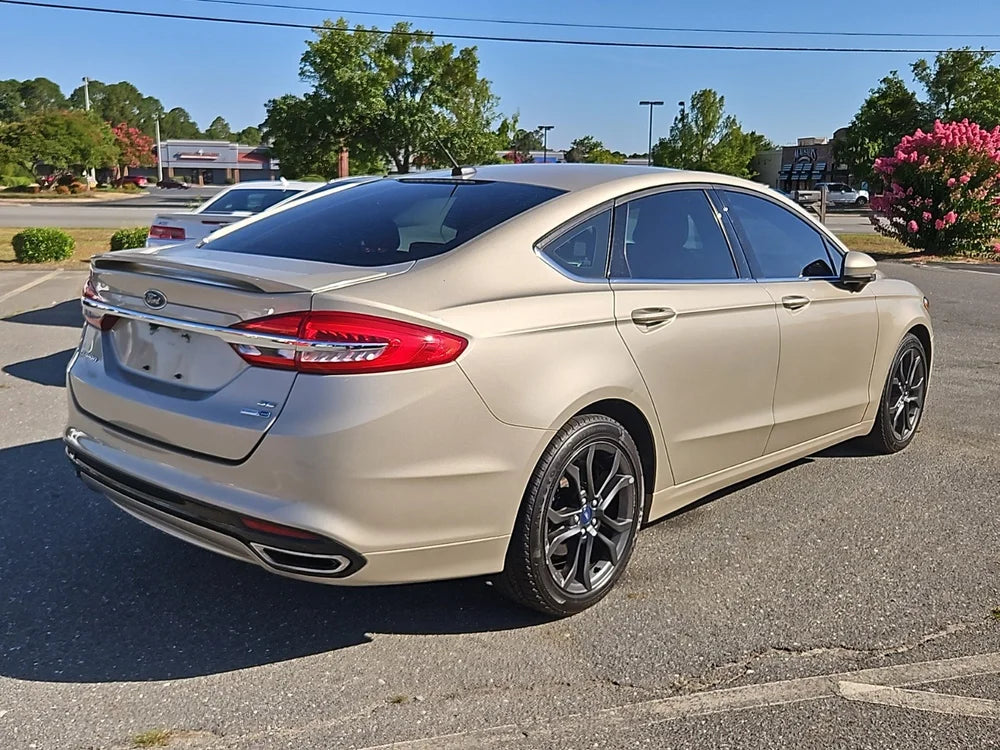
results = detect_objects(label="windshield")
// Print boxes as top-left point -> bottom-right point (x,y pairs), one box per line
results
203,178 -> 564,266
199,187 -> 304,214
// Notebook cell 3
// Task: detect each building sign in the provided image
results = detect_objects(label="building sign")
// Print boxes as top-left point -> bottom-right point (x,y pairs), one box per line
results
175,151 -> 221,161
794,147 -> 818,161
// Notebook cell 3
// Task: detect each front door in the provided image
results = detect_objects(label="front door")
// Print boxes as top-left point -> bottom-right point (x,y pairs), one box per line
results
609,188 -> 780,484
719,189 -> 879,453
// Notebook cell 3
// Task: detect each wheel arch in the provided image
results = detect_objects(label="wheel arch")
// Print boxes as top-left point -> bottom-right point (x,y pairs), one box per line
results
908,323 -> 932,365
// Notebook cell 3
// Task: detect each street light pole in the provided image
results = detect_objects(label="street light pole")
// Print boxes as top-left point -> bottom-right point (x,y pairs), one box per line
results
154,116 -> 164,183
639,100 -> 663,166
538,125 -> 554,164
82,76 -> 95,185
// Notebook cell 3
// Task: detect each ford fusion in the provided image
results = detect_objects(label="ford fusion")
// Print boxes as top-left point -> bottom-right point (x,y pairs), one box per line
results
66,165 -> 932,615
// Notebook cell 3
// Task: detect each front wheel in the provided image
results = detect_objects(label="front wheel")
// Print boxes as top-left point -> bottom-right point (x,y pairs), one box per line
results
855,196 -> 869,206
498,414 -> 644,616
864,333 -> 928,454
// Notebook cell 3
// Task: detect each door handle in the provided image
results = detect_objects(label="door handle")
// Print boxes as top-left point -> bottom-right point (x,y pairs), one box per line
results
781,295 -> 810,311
631,307 -> 677,327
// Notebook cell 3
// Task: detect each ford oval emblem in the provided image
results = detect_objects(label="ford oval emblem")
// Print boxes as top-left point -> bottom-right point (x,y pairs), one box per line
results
143,289 -> 167,309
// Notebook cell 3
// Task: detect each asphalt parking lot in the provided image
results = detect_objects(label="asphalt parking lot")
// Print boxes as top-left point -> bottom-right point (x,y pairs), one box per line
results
0,262 -> 997,749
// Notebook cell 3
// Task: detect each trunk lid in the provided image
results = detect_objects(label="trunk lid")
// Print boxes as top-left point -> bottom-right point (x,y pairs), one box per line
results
70,246 -> 413,461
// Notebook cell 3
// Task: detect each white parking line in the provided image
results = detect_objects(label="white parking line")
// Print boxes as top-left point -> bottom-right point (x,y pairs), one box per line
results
361,652 -> 1000,749
838,680 -> 1000,719
0,269 -> 63,305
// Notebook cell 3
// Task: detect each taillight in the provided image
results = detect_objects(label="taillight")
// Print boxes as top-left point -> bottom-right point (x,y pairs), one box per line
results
231,311 -> 467,374
148,225 -> 185,240
82,275 -> 119,331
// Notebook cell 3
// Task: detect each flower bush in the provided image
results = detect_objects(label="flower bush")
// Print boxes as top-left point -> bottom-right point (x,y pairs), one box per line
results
870,120 -> 1000,257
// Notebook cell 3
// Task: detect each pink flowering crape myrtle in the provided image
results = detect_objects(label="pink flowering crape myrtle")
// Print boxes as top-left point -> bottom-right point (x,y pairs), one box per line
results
870,119 -> 1000,257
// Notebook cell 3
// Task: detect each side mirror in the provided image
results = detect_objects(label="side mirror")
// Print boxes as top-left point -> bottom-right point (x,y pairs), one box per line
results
841,251 -> 877,286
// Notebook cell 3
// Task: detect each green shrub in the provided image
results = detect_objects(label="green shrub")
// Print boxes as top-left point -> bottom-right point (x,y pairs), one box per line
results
120,182 -> 139,192
1,175 -> 34,188
298,173 -> 327,182
54,185 -> 70,195
11,228 -> 75,263
110,227 -> 148,252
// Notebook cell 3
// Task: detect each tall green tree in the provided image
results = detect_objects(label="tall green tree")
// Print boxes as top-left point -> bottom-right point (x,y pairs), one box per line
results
564,136 -> 625,164
264,18 -> 504,174
205,116 -> 232,140
651,90 -> 759,177
234,125 -> 262,145
68,80 -> 162,135
912,48 -> 1000,125
0,77 -> 66,121
0,110 -> 118,182
159,107 -> 201,140
835,73 -> 924,188
506,127 -> 542,162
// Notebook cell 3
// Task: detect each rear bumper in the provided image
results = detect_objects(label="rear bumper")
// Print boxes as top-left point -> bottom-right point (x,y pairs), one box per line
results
65,365 -> 552,585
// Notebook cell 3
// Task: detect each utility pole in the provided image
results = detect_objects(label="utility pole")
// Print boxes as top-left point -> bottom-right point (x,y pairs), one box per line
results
538,125 -> 554,164
639,101 -> 663,166
82,77 -> 95,185
154,116 -> 164,183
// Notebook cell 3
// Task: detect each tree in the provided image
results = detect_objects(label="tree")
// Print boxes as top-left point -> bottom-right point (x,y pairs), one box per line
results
505,127 -> 542,162
870,120 -> 1000,257
265,18 -> 504,174
835,73 -> 925,188
205,116 -> 232,140
234,126 -> 262,145
651,90 -> 758,177
0,77 -> 66,121
111,122 -> 155,183
564,135 -> 602,163
912,49 -> 1000,126
585,147 -> 625,164
69,80 -> 162,135
159,107 -> 201,140
0,110 -> 118,183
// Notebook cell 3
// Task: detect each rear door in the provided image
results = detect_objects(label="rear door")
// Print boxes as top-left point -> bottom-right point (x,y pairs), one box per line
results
718,189 -> 878,453
609,187 -> 779,484
70,246 -> 411,461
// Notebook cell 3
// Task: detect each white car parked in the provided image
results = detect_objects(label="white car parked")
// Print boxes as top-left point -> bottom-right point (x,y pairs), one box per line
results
145,180 -> 322,248
795,182 -> 869,207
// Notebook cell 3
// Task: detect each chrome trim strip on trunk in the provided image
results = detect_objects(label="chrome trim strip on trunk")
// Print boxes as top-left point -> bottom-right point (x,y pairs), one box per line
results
81,297 -> 385,354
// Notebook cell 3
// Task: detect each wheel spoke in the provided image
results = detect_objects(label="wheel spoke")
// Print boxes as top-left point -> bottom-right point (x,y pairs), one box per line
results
597,508 -> 631,533
558,536 -> 584,587
584,445 -> 597,504
596,449 -> 623,498
580,534 -> 595,591
546,527 -> 579,557
597,475 -> 633,511
547,506 -> 577,525
565,463 -> 582,495
595,531 -> 621,565
907,353 -> 920,385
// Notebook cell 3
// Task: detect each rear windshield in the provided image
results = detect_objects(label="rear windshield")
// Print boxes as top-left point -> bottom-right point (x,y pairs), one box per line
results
200,187 -> 304,214
203,178 -> 565,266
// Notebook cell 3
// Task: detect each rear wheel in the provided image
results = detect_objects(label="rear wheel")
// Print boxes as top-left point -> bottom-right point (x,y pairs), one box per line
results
498,414 -> 643,616
864,333 -> 928,453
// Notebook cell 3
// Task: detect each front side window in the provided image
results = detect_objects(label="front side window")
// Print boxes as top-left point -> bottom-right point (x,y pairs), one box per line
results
722,191 -> 838,279
612,189 -> 737,281
204,179 -> 564,266
540,210 -> 611,279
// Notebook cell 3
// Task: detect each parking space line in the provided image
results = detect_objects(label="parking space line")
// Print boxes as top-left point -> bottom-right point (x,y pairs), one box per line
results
838,680 -> 1000,719
360,652 -> 1000,749
0,269 -> 63,306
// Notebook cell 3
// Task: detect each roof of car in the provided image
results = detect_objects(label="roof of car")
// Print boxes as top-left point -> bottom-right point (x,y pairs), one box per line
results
402,163 -> 765,195
225,180 -> 323,190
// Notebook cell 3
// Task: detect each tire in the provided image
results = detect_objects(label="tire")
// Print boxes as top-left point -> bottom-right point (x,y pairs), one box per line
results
864,333 -> 928,454
497,414 -> 644,616
855,196 -> 869,207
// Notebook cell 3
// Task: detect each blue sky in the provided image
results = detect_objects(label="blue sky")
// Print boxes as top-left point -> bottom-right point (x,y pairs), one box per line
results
2,0 -> 1000,151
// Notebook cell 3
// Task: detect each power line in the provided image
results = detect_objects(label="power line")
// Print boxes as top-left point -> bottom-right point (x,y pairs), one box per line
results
1,0 -> 996,54
187,0 -> 1000,40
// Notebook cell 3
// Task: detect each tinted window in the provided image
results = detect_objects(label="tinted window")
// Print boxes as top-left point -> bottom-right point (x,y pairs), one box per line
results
723,191 -> 836,279
540,210 -> 611,279
201,188 -> 302,214
613,190 -> 737,281
205,179 -> 564,266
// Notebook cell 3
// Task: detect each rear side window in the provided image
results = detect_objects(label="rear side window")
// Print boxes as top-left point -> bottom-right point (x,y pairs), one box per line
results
204,179 -> 564,266
612,189 -> 738,281
201,188 -> 302,214
722,191 -> 837,279
540,210 -> 612,279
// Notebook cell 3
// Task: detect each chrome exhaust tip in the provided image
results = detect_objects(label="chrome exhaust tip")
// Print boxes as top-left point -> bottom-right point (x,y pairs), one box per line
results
249,542 -> 352,576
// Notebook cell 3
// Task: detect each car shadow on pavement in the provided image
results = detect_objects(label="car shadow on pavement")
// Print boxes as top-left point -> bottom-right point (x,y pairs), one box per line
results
0,438 -> 548,684
3,299 -> 82,327
2,348 -> 73,387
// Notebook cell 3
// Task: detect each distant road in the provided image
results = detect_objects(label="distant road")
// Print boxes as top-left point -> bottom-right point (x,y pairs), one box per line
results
0,186 -> 221,228
823,212 -> 876,235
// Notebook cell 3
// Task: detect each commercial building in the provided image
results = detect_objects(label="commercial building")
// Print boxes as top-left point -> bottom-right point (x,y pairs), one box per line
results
133,139 -> 282,184
775,130 -> 857,192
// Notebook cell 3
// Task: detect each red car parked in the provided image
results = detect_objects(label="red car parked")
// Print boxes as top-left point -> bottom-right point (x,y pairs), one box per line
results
120,175 -> 149,188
